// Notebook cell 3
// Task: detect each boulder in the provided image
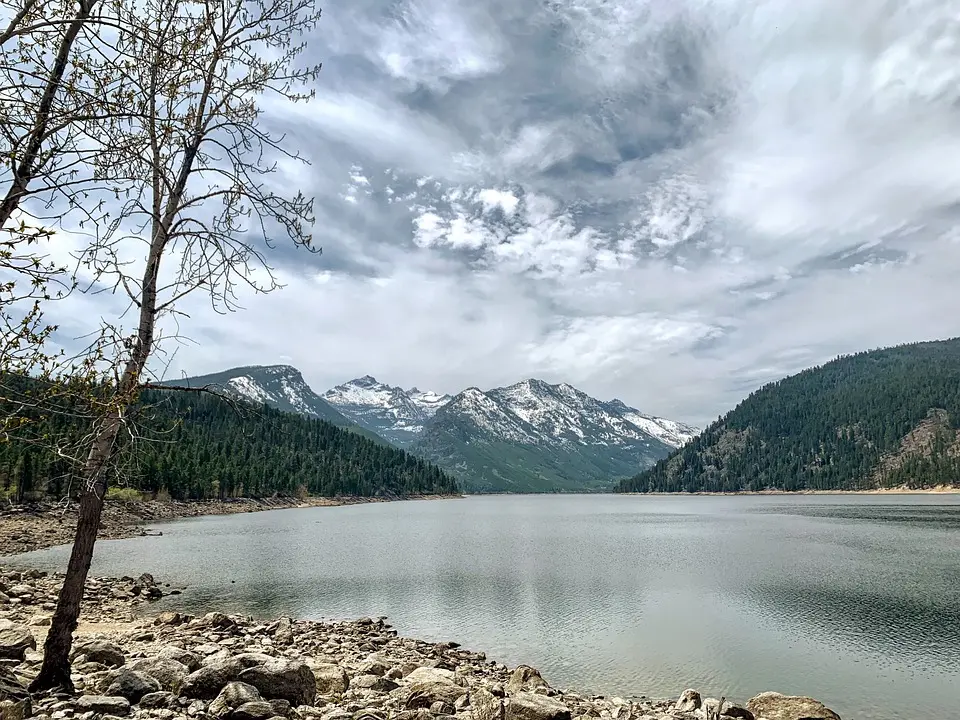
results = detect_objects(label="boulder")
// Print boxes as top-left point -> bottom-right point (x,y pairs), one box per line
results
209,681 -> 264,718
235,652 -> 279,669
310,663 -> 349,695
505,693 -> 571,720
0,623 -> 34,662
269,699 -> 292,717
139,691 -> 178,709
0,698 -> 30,720
127,657 -> 189,692
203,612 -> 237,629
105,669 -> 163,703
357,659 -> 390,677
232,701 -> 278,720
154,611 -> 184,626
506,667 -> 547,695
675,689 -> 702,713
73,639 -> 125,668
238,659 -> 316,706
471,687 -> 504,720
746,693 -> 840,720
75,695 -> 132,716
181,659 -> 243,699
351,675 -> 398,693
157,645 -> 202,671
404,671 -> 468,710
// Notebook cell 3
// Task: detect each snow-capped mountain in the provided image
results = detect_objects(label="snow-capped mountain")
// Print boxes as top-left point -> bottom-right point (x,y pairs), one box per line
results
321,376 -> 451,446
411,378 -> 698,493
165,365 -> 353,426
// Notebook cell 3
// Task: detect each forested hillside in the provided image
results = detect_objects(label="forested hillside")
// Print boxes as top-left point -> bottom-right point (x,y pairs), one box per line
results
0,387 -> 458,501
617,339 -> 960,493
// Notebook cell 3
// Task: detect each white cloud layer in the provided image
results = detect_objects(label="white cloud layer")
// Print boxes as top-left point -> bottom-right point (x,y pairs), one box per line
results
22,0 -> 960,425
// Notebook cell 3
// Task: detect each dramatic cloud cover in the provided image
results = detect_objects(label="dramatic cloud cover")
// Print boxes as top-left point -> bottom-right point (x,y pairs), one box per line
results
44,0 -> 960,424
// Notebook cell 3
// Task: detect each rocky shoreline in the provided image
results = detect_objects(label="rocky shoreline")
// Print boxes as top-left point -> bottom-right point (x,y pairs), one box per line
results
0,496 -> 460,558
0,567 -> 841,720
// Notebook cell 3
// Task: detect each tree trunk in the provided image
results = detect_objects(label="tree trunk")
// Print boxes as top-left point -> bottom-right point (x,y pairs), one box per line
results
28,411 -> 120,693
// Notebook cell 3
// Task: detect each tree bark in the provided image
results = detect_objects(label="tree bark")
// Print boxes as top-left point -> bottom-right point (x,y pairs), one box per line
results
28,408 -> 120,692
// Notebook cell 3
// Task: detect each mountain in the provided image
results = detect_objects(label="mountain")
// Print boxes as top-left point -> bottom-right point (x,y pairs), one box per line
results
321,376 -> 451,446
0,382 -> 459,501
410,378 -> 687,492
617,339 -> 960,493
162,365 -> 391,445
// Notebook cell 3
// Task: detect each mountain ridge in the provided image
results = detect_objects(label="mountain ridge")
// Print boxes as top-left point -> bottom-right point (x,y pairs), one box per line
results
617,338 -> 960,493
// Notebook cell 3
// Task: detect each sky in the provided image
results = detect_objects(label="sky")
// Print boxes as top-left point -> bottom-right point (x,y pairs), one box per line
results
28,0 -> 960,426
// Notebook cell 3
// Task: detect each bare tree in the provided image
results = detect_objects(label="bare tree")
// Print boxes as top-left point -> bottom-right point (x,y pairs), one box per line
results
29,0 -> 322,691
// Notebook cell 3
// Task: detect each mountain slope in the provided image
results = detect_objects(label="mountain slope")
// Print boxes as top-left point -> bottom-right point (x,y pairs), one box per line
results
166,365 -> 350,424
321,376 -> 450,446
411,379 -> 681,492
617,339 -> 960,493
0,381 -> 459,501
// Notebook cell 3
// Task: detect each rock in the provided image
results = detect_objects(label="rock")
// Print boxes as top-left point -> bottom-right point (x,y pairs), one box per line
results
0,698 -> 30,720
429,701 -> 455,715
156,646 -> 201,671
505,693 -> 571,720
506,667 -> 547,695
232,701 -> 278,720
181,659 -> 243,699
75,696 -> 131,716
356,659 -> 389,677
746,693 -> 840,720
105,669 -> 163,703
675,690 -> 702,713
404,669 -> 468,710
154,612 -> 184,626
719,701 -> 754,720
234,653 -> 279,669
269,699 -> 291,717
73,639 -> 125,668
405,667 -> 460,686
137,573 -> 156,587
351,675 -> 398,693
203,612 -> 237,629
139,691 -> 178,709
127,657 -> 189,692
209,682 -> 264,718
310,663 -> 349,695
0,623 -> 35,661
238,659 -> 316,707
471,687 -> 504,720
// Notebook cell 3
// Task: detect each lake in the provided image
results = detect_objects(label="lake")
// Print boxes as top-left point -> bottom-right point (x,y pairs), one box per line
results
8,494 -> 960,720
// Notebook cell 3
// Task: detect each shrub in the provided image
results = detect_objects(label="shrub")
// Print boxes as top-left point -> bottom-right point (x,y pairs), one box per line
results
106,486 -> 143,503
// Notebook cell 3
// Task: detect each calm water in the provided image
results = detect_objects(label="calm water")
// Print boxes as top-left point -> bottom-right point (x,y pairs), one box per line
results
8,495 -> 960,720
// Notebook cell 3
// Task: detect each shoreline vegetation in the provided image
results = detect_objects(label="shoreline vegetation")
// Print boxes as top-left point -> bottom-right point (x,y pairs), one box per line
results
0,566 -> 843,720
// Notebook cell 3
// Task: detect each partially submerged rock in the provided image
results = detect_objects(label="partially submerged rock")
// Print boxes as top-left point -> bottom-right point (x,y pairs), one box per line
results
746,692 -> 841,720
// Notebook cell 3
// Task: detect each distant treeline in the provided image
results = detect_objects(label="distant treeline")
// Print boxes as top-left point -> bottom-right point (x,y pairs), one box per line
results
0,382 -> 459,501
617,339 -> 960,493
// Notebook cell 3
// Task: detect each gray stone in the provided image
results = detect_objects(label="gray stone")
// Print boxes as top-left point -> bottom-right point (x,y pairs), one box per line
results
675,690 -> 702,713
471,687 -> 504,720
209,682 -> 264,719
106,669 -> 162,703
73,640 -> 125,668
238,659 -> 316,707
505,667 -> 547,696
746,693 -> 840,720
404,671 -> 468,710
310,663 -> 349,695
127,657 -> 189,692
156,646 -> 201,672
232,701 -> 278,720
351,675 -> 398,693
268,699 -> 291,717
356,660 -> 389,677
505,694 -> 570,720
181,660 -> 243,700
75,696 -> 131,716
0,698 -> 31,720
139,692 -> 177,709
0,622 -> 35,661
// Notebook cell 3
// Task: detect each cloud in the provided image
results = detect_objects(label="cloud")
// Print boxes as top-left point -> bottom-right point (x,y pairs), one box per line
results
20,0 -> 960,426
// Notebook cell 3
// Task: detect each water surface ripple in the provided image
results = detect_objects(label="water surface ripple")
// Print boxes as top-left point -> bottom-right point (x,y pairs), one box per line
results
9,494 -> 960,720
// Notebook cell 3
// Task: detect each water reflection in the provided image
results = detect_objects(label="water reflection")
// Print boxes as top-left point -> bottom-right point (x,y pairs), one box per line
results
6,494 -> 960,720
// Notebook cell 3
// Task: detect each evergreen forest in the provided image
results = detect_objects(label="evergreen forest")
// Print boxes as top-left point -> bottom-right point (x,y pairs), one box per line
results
617,339 -> 960,493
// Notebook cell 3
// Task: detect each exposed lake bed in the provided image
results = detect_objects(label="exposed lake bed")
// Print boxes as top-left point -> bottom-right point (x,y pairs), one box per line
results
4,494 -> 960,720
